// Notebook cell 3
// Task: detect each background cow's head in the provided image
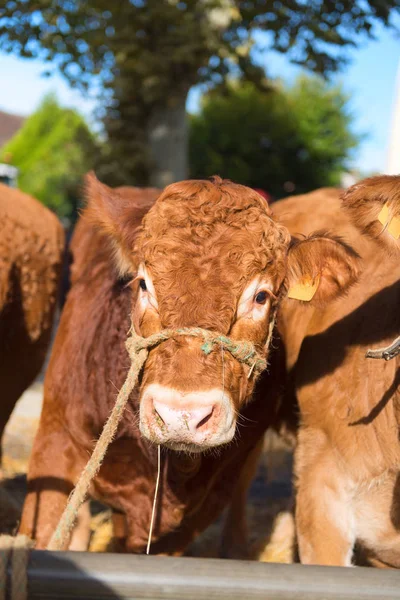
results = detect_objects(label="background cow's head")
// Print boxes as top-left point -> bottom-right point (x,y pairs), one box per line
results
85,174 -> 359,453
342,175 -> 400,254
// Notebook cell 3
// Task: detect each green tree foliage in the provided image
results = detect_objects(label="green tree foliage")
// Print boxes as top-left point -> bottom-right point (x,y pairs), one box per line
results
0,1 -> 397,184
190,76 -> 359,197
0,94 -> 97,221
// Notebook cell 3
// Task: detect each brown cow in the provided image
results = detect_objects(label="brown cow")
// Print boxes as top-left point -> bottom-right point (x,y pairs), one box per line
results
20,175 -> 358,555
0,183 -> 64,461
272,178 -> 400,567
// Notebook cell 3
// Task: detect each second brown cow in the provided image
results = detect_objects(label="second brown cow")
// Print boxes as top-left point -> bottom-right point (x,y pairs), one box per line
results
273,176 -> 400,567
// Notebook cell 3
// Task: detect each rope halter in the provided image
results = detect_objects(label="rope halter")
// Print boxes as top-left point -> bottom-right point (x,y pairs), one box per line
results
126,326 -> 268,376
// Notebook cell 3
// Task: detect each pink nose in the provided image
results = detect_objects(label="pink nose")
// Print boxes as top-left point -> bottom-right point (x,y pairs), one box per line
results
153,400 -> 214,434
139,384 -> 236,449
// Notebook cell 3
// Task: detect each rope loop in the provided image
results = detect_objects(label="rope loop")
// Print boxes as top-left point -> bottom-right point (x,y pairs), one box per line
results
126,327 -> 267,376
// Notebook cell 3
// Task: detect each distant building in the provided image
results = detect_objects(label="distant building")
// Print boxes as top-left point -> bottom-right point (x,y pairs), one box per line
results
0,164 -> 18,187
0,109 -> 24,148
0,109 -> 24,187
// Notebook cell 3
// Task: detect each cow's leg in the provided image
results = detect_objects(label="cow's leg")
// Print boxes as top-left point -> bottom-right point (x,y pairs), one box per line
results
295,430 -> 355,566
68,501 -> 91,551
0,393 -> 17,465
220,437 -> 264,559
19,423 -> 85,549
351,472 -> 400,568
112,510 -> 128,552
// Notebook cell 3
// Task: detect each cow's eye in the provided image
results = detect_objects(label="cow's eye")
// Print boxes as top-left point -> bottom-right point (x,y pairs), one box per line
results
255,290 -> 268,305
139,279 -> 147,291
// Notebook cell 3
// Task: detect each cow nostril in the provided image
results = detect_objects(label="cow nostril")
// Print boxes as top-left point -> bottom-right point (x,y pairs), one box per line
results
196,408 -> 214,430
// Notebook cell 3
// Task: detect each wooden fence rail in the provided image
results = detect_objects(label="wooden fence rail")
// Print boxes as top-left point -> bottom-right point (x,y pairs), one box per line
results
9,551 -> 400,600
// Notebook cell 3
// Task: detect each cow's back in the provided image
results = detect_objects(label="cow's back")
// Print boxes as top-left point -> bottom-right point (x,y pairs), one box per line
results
1,184 -> 64,325
272,187 -> 361,243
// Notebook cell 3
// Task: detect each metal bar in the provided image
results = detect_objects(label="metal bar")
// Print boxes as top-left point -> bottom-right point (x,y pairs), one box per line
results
21,551 -> 400,600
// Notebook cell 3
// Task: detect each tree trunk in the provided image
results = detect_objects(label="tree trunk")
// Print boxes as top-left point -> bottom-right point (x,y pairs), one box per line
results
147,94 -> 188,188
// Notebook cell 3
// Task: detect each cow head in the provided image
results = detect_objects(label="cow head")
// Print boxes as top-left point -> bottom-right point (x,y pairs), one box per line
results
85,174 -> 359,453
342,175 -> 400,254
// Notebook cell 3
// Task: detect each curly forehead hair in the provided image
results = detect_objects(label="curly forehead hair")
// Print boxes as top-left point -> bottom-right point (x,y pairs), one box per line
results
135,177 -> 290,330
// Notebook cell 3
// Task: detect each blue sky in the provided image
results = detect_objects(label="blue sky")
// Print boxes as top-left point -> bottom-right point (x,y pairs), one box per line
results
0,23 -> 399,174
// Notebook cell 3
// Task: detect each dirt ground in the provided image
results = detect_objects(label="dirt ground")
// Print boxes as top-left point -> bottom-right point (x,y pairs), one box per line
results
1,383 -> 295,562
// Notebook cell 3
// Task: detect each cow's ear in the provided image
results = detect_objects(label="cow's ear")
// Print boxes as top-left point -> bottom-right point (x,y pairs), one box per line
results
285,234 -> 359,305
342,175 -> 400,253
83,172 -> 141,276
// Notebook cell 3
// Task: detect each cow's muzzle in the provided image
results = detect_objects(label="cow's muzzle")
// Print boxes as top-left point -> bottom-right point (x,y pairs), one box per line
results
140,384 -> 235,452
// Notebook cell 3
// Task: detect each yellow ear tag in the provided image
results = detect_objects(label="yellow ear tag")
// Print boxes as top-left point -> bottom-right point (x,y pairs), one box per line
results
287,274 -> 320,302
378,203 -> 400,240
